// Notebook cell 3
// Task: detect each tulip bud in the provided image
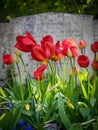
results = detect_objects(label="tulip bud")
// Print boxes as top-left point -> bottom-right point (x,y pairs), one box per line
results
67,101 -> 75,109
14,49 -> 21,57
67,48 -> 72,57
0,113 -> 6,120
72,66 -> 78,75
96,54 -> 98,62
92,60 -> 98,70
79,40 -> 86,49
91,41 -> 98,53
2,54 -> 13,65
13,53 -> 19,64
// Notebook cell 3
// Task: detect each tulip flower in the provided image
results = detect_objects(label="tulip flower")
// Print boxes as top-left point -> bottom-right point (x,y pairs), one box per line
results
2,54 -> 13,65
31,35 -> 63,62
44,41 -> 63,61
78,40 -> 86,49
91,60 -> 98,70
62,38 -> 78,58
53,41 -> 63,61
14,32 -> 37,52
91,41 -> 98,53
41,35 -> 57,60
77,55 -> 90,68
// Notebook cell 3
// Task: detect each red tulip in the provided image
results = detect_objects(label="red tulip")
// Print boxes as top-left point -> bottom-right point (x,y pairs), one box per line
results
45,42 -> 56,59
55,41 -> 62,54
2,54 -> 13,65
78,40 -> 86,49
67,37 -> 77,46
91,60 -> 98,70
41,35 -> 55,59
77,55 -> 90,68
70,46 -> 78,58
31,35 -> 63,62
91,41 -> 98,53
41,35 -> 63,61
14,32 -> 36,52
34,64 -> 47,80
62,40 -> 71,56
62,38 -> 78,58
31,45 -> 48,62
45,41 -> 63,61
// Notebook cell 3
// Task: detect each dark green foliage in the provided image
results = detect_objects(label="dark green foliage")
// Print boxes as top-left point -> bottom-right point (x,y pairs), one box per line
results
0,0 -> 98,22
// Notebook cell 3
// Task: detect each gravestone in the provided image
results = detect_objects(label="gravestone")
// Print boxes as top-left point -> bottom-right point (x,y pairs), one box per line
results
0,13 -> 97,82
93,20 -> 98,41
0,23 -> 13,80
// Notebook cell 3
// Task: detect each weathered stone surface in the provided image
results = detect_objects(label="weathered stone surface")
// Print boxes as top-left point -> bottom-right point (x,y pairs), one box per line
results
93,20 -> 98,41
0,13 -> 98,81
0,80 -> 6,88
0,23 -> 13,79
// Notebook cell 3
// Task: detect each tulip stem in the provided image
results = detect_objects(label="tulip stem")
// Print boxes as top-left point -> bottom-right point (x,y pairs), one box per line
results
9,65 -> 15,82
20,56 -> 28,77
48,61 -> 56,84
48,61 -> 53,75
63,57 -> 67,82
70,58 -> 73,69
16,64 -> 24,101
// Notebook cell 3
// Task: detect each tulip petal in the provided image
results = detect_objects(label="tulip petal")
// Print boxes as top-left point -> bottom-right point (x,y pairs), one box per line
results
31,45 -> 47,62
34,64 -> 47,80
41,35 -> 54,46
26,31 -> 36,44
67,37 -> 77,46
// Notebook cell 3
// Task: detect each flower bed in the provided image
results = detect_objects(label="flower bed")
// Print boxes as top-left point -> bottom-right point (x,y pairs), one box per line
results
0,32 -> 98,130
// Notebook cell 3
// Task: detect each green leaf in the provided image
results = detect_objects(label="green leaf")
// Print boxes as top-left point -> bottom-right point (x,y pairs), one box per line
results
78,74 -> 88,101
90,98 -> 96,107
0,88 -> 6,97
42,100 -> 58,122
69,123 -> 83,130
58,94 -> 71,130
14,100 -> 23,107
94,77 -> 98,100
1,106 -> 22,130
71,85 -> 79,108
22,109 -> 33,116
5,88 -> 15,97
79,107 -> 90,119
